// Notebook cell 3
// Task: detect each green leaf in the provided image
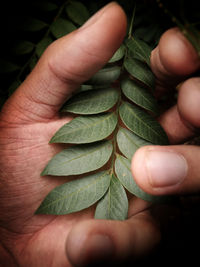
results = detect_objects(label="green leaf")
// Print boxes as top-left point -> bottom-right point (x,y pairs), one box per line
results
124,57 -> 155,89
134,24 -> 162,44
119,102 -> 168,145
42,140 -> 113,176
86,66 -> 121,85
126,37 -> 151,66
51,18 -> 76,39
36,36 -> 53,57
95,175 -> 128,220
121,78 -> 159,115
50,113 -> 117,144
115,155 -> 166,202
62,87 -> 119,114
117,127 -> 152,159
79,84 -> 108,92
66,1 -> 90,26
0,59 -> 20,74
12,40 -> 35,55
36,171 -> 110,215
109,44 -> 126,63
20,17 -> 48,32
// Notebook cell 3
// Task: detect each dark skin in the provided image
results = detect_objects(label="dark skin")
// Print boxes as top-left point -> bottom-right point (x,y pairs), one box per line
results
1,2 -> 200,267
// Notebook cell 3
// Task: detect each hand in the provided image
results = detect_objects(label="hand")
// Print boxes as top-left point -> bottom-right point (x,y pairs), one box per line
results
0,3 -> 160,267
132,27 -> 200,196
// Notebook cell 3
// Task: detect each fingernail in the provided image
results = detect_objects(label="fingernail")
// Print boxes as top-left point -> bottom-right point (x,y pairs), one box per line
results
80,2 -> 118,30
145,150 -> 188,188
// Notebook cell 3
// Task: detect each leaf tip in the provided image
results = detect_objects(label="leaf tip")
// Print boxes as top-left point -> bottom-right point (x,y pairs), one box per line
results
41,168 -> 47,176
49,137 -> 55,144
35,205 -> 42,215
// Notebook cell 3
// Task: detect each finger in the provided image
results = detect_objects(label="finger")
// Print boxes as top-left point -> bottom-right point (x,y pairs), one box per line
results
2,2 -> 127,123
132,47 -> 200,198
158,105 -> 193,144
66,213 -> 160,266
158,77 -> 200,144
151,27 -> 200,93
132,144 -> 200,196
133,78 -> 200,196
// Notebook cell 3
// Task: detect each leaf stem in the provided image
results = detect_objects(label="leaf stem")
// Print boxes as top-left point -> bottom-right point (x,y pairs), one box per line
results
110,41 -> 132,175
110,86 -> 122,176
128,3 -> 136,39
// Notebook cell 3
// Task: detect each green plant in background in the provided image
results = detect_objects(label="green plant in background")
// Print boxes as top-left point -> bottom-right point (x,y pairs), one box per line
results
0,1 -> 90,98
0,0 -> 166,106
157,0 -> 200,56
1,0 -> 200,220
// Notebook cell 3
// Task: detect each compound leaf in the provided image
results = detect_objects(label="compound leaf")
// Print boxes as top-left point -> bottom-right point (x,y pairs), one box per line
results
50,113 -> 117,144
36,171 -> 110,215
51,18 -> 76,39
119,102 -> 168,145
95,175 -> 128,220
121,78 -> 159,115
109,44 -> 126,63
124,57 -> 155,89
126,37 -> 151,66
115,155 -> 165,202
62,87 -> 119,114
86,66 -> 121,85
117,127 -> 152,159
42,140 -> 113,176
66,1 -> 90,26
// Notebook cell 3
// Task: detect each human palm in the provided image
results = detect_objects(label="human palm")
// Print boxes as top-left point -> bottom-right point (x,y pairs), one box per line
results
0,114 -> 156,267
0,115 -> 93,266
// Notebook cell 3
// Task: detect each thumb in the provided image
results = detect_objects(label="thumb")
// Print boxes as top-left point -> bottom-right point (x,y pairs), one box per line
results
131,145 -> 200,195
3,2 -> 127,123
